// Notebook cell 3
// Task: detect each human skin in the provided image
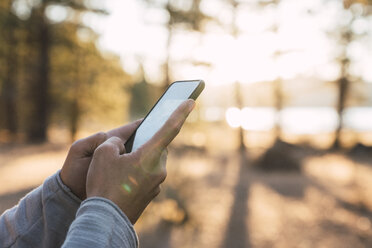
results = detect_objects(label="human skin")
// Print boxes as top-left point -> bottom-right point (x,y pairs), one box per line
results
60,119 -> 143,200
86,99 -> 195,223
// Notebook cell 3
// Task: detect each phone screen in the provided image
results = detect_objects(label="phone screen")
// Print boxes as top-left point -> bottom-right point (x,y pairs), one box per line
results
128,80 -> 203,152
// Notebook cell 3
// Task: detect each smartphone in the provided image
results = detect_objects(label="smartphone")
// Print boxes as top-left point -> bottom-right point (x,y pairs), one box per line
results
125,79 -> 205,153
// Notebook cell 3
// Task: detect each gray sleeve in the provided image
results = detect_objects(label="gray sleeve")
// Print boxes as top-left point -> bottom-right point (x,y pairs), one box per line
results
62,197 -> 138,248
0,171 -> 81,248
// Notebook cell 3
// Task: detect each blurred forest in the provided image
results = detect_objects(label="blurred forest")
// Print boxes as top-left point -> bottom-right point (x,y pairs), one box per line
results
2,0 -> 372,247
0,0 -> 137,143
1,0 -> 372,145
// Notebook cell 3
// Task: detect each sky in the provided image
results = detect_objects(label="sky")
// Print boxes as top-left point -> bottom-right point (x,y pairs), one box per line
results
12,0 -> 372,85
86,0 -> 169,81
85,0 -> 372,86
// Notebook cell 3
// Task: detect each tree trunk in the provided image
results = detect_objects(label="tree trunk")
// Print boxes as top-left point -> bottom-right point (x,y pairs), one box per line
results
163,10 -> 172,92
332,27 -> 352,150
274,78 -> 283,141
234,81 -> 245,152
26,6 -> 50,143
231,1 -> 245,154
69,48 -> 82,142
1,18 -> 18,138
333,76 -> 348,149
0,1 -> 18,140
69,98 -> 79,142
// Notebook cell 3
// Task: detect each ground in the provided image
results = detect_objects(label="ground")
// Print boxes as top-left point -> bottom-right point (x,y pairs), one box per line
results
1,140 -> 372,248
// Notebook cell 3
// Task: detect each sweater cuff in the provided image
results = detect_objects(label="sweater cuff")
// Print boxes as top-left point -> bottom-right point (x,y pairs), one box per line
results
76,197 -> 139,247
44,170 -> 81,205
56,171 -> 82,205
43,171 -> 82,213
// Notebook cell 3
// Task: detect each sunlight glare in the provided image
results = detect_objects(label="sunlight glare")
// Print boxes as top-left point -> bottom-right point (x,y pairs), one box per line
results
280,107 -> 339,134
45,5 -> 68,23
204,107 -> 225,122
225,107 -> 241,128
86,0 -> 370,88
344,108 -> 372,131
241,107 -> 276,131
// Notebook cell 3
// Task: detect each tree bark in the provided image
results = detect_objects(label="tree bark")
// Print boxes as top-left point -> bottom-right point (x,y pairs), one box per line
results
234,81 -> 245,152
69,47 -> 82,142
0,1 -> 18,140
274,78 -> 283,141
163,3 -> 173,92
1,15 -> 18,138
26,5 -> 50,143
333,76 -> 349,149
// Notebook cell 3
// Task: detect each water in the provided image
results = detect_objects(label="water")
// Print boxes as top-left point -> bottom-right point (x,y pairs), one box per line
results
212,107 -> 372,134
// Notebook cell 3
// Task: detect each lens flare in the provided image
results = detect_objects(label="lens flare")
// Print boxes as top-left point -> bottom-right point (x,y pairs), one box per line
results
129,176 -> 138,186
121,183 -> 132,193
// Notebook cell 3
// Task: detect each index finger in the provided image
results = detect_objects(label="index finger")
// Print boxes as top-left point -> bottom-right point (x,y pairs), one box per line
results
141,99 -> 195,152
106,119 -> 143,142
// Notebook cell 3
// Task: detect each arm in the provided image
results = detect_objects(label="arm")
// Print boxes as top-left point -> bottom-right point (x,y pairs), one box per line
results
0,172 -> 81,248
0,121 -> 142,248
62,198 -> 138,248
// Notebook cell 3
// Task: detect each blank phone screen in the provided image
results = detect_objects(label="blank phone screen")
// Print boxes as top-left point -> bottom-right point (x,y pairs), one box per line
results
131,81 -> 200,152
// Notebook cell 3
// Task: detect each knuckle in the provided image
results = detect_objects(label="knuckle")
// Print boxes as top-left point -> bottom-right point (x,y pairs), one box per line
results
93,145 -> 105,156
70,139 -> 81,150
71,131 -> 107,152
113,136 -> 123,143
95,142 -> 113,155
156,166 -> 167,183
159,170 -> 167,183
95,131 -> 107,142
108,136 -> 123,145
153,186 -> 161,197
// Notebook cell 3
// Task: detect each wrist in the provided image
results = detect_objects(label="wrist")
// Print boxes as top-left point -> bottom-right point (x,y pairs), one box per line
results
86,192 -> 137,224
60,165 -> 88,200
54,171 -> 82,206
59,170 -> 85,200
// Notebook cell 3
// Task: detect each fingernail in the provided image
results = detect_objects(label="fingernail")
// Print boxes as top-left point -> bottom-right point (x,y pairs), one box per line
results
188,100 -> 195,111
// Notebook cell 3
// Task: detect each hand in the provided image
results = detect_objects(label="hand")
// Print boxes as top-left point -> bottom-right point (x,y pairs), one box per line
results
86,99 -> 195,223
60,119 -> 142,200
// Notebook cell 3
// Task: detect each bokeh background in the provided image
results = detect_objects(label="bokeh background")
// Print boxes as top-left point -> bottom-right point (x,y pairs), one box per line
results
1,0 -> 372,247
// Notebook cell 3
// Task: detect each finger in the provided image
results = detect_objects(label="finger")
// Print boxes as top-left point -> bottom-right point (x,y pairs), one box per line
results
142,99 -> 195,152
158,149 -> 168,180
106,119 -> 143,142
159,148 -> 168,169
96,136 -> 126,156
150,149 -> 168,193
152,148 -> 168,171
70,132 -> 107,157
142,148 -> 168,178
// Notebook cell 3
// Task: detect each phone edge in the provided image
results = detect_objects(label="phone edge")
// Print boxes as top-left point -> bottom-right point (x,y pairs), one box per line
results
124,79 -> 204,153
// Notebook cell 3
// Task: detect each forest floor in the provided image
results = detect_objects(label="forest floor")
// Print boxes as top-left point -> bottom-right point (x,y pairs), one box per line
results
1,141 -> 372,248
